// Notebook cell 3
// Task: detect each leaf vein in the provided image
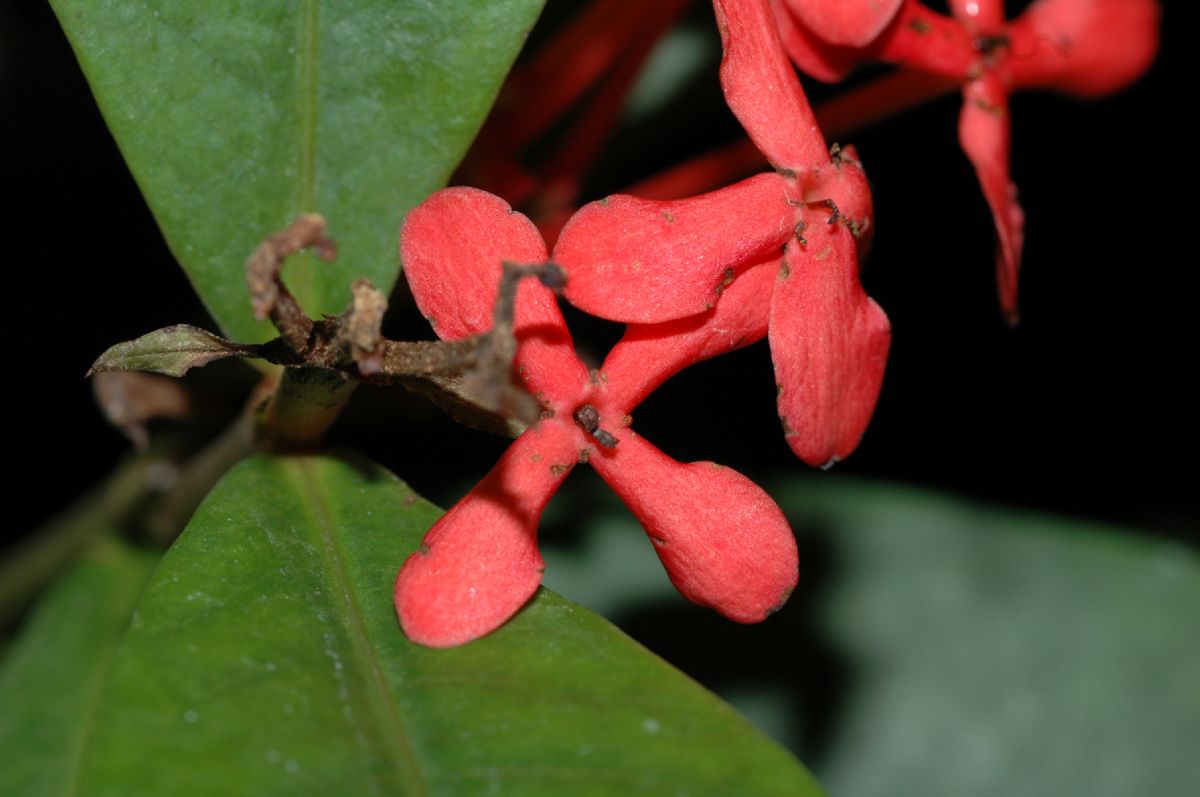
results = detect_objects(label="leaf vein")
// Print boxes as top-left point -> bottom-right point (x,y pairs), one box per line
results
293,459 -> 429,796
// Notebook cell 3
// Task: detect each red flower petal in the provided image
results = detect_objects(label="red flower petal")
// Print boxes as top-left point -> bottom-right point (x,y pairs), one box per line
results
958,75 -> 1025,323
394,421 -> 579,647
599,255 -> 778,411
948,0 -> 1004,30
809,146 -> 875,253
401,188 -> 546,338
783,0 -> 903,47
770,225 -> 890,468
554,173 -> 794,324
590,432 -> 799,622
873,1 -> 975,79
771,0 -> 864,82
772,1 -> 973,84
715,0 -> 830,170
1007,0 -> 1160,97
400,187 -> 590,405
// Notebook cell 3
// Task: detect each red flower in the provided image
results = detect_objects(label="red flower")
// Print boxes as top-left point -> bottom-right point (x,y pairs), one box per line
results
553,0 -> 891,468
772,0 -> 1161,320
394,187 -> 798,648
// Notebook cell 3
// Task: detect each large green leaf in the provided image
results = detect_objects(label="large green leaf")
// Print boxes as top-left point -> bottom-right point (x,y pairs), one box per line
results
0,540 -> 157,797
537,477 -> 1200,797
68,454 -> 819,796
781,481 -> 1200,797
51,0 -> 544,342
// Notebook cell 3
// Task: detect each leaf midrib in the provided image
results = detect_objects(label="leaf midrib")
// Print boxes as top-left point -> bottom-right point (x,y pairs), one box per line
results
290,459 -> 429,797
291,0 -> 321,314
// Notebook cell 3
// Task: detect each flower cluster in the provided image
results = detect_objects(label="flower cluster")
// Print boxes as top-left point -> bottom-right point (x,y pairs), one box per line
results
393,0 -> 1159,647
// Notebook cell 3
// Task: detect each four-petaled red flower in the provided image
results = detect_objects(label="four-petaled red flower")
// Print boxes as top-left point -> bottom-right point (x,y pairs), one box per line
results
553,0 -> 891,469
771,0 -> 1161,320
394,187 -> 799,648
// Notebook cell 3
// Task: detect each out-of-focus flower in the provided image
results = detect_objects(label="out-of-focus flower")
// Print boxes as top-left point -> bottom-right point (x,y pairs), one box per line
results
772,0 -> 1161,320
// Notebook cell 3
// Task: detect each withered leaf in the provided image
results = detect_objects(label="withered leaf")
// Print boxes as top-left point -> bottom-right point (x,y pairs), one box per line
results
88,325 -> 258,378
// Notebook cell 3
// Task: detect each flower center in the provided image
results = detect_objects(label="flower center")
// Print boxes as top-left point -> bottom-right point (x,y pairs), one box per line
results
573,403 -> 618,448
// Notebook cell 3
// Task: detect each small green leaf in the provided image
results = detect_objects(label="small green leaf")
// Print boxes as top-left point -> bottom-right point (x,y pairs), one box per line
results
0,541 -> 157,797
71,455 -> 819,796
88,324 -> 255,377
51,0 -> 545,342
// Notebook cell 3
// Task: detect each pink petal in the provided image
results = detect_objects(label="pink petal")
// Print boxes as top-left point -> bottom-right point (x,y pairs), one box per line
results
599,255 -> 778,411
400,187 -> 590,405
1007,0 -> 1160,97
590,431 -> 799,622
394,421 -> 580,647
784,0 -> 903,47
554,173 -> 794,324
714,0 -> 830,170
770,226 -> 890,468
958,75 -> 1025,323
771,0 -> 865,82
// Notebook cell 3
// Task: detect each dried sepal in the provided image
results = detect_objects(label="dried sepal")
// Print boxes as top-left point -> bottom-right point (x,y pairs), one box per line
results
245,213 -> 336,352
92,371 -> 191,449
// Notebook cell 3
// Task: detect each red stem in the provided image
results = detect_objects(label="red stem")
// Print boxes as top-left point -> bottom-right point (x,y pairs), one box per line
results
501,0 -> 652,150
533,0 -> 691,239
625,68 -> 959,200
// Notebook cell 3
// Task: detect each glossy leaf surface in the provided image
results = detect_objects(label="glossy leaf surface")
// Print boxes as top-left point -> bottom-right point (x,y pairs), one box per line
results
68,454 -> 819,796
0,542 -> 157,797
538,478 -> 1200,797
50,0 -> 545,342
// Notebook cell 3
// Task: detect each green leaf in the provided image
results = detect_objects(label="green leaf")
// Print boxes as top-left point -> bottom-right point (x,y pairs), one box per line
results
88,324 -> 255,377
71,455 -> 820,796
51,0 -> 545,343
0,540 -> 157,797
538,477 -> 1200,797
777,481 -> 1200,797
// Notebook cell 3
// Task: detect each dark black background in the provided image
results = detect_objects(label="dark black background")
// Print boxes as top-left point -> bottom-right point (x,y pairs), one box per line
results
3,0 -> 1195,547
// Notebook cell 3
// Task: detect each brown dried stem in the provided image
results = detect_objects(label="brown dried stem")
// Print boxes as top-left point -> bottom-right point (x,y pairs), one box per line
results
244,217 -> 565,444
246,213 -> 337,353
92,215 -> 560,450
